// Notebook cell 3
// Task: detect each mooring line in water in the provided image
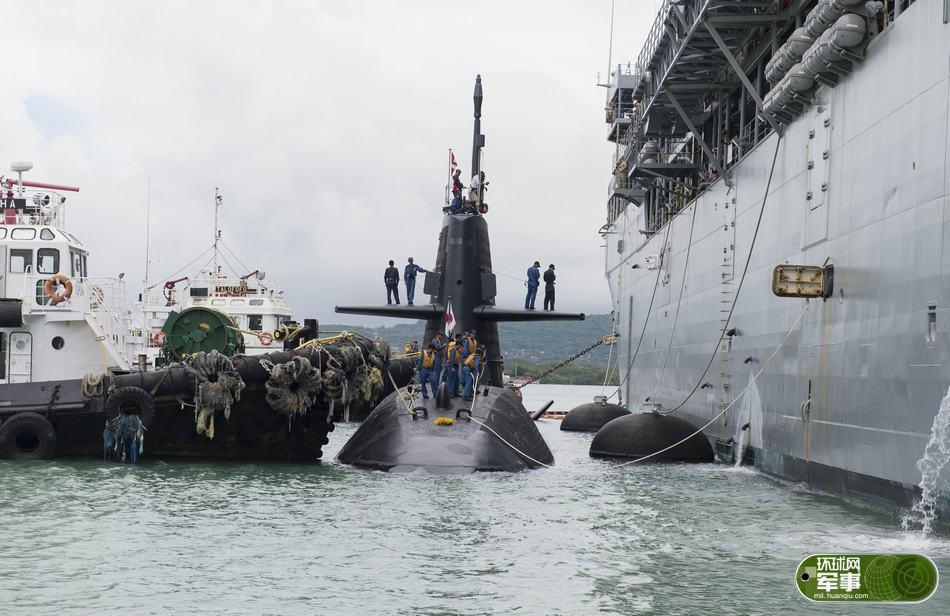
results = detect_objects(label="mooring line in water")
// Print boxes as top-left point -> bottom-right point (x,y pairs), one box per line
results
468,415 -> 553,468
618,302 -> 809,467
465,370 -> 551,467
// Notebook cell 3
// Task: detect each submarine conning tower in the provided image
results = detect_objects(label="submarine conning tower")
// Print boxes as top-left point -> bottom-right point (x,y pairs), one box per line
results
335,209 -> 585,387
335,74 -> 584,387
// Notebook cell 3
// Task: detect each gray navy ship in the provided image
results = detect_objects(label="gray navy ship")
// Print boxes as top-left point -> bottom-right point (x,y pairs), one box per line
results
602,0 -> 949,516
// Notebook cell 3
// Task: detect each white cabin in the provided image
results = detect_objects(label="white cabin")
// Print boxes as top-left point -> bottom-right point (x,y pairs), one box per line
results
0,167 -> 139,384
138,188 -> 294,362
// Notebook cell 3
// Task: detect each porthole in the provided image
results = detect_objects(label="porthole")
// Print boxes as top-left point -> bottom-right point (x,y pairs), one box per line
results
51,336 -> 65,350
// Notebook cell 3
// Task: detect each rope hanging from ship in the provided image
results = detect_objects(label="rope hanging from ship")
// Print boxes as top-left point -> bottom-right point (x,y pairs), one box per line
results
606,213 -> 674,400
102,386 -> 155,463
658,134 -> 784,416
650,199 -> 699,403
618,302 -> 809,466
261,356 -> 322,426
184,349 -> 246,439
607,134 -> 785,417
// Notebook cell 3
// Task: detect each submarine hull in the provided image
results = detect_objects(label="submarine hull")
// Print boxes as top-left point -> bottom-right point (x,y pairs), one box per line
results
337,387 -> 553,473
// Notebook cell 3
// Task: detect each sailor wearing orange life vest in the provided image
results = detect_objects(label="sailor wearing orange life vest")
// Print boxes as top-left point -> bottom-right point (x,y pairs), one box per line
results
462,345 -> 483,400
418,343 -> 439,399
445,335 -> 463,397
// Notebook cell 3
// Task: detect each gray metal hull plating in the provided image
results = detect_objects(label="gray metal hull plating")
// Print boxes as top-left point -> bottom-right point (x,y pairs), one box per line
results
605,2 -> 950,513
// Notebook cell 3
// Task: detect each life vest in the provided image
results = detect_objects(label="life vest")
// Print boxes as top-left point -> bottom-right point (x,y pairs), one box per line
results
422,349 -> 436,369
467,336 -> 477,355
446,342 -> 461,364
464,353 -> 477,368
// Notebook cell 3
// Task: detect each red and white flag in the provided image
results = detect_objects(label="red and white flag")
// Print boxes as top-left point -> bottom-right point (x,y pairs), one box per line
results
444,299 -> 456,336
450,150 -> 458,174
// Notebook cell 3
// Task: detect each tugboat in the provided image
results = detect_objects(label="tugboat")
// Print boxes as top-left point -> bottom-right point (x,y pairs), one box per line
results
140,188 -> 294,366
0,161 -> 139,395
0,162 -> 412,462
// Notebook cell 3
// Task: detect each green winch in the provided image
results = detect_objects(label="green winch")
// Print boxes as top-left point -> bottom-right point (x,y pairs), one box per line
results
159,307 -> 244,365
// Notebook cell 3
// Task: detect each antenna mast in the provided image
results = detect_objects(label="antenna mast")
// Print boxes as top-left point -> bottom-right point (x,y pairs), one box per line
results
213,188 -> 222,277
471,75 -> 484,206
143,174 -> 152,297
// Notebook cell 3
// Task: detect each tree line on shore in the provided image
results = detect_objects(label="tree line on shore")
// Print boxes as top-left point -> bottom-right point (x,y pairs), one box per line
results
323,314 -> 618,385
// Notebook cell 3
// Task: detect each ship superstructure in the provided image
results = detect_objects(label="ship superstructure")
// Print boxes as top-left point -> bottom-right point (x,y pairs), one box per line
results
603,0 -> 947,514
139,188 -> 293,363
0,162 -> 139,390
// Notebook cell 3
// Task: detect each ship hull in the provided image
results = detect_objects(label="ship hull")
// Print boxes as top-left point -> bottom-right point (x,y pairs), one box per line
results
605,1 -> 950,516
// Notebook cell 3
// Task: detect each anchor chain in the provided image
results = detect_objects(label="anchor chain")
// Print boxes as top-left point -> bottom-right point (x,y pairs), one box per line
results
515,334 -> 618,390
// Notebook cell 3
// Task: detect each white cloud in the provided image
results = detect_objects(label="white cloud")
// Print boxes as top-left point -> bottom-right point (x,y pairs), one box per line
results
0,0 -> 655,326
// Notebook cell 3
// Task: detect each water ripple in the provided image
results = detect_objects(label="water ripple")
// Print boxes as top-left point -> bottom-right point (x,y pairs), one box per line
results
1,421 -> 948,615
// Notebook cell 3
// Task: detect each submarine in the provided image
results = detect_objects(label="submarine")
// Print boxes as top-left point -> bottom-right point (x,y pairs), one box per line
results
335,75 -> 584,473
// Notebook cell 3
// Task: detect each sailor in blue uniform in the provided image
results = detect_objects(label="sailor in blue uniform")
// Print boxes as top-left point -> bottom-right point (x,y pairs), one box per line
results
446,334 -> 463,396
384,260 -> 400,304
450,169 -> 464,214
403,257 -> 428,305
430,332 -> 445,379
461,350 -> 479,400
418,344 -> 439,399
524,260 -> 541,310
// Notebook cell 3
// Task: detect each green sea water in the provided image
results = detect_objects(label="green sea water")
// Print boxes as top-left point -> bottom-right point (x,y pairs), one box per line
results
1,386 -> 948,615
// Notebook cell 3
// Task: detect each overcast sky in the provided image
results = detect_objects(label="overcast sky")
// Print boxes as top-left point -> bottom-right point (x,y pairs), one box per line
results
1,1 -> 654,326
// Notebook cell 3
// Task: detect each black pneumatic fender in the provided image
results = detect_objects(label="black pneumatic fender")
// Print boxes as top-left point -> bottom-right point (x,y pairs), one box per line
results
0,412 -> 58,459
105,386 -> 156,428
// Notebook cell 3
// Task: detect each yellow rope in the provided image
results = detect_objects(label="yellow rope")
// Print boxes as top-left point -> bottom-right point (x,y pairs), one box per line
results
95,336 -> 109,374
386,371 -> 414,415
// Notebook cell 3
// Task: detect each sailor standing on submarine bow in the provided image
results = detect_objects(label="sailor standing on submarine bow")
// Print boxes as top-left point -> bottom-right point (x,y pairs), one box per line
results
403,257 -> 428,305
525,261 -> 541,310
543,264 -> 556,311
384,260 -> 400,305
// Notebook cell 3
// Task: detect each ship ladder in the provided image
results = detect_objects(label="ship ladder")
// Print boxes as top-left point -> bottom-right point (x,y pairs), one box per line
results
718,208 -> 736,436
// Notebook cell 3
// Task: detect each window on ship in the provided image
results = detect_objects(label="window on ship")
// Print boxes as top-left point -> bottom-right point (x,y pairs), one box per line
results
69,249 -> 86,278
37,248 -> 59,275
10,249 -> 32,274
248,314 -> 263,331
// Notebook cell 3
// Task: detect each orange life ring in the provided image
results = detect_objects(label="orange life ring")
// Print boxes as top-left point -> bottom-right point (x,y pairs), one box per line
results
44,274 -> 73,303
258,334 -> 272,346
478,203 -> 489,214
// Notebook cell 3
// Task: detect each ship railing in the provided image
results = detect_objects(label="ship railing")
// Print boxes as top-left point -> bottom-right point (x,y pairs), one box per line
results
608,175 -> 636,196
635,0 -> 675,84
0,188 -> 68,229
24,272 -> 141,343
80,277 -> 130,316
140,287 -> 170,308
623,137 -> 697,167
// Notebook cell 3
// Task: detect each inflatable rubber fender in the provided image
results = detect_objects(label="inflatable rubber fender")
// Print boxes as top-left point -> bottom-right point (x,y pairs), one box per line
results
104,386 -> 156,429
0,412 -> 57,459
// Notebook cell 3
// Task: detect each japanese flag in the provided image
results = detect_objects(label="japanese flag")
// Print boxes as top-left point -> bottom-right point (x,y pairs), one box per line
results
444,299 -> 456,336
